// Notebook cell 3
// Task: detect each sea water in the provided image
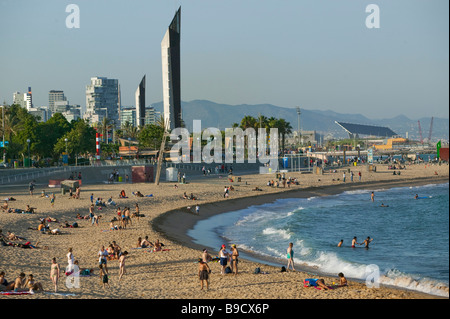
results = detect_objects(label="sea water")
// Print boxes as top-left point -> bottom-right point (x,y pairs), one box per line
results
188,182 -> 449,297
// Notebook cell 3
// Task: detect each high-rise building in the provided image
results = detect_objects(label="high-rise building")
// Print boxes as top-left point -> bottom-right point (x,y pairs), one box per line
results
48,90 -> 67,113
145,107 -> 157,125
161,7 -> 182,130
120,108 -> 136,127
25,87 -> 33,110
85,77 -> 120,126
28,106 -> 50,122
135,75 -> 146,127
13,92 -> 27,108
13,87 -> 33,110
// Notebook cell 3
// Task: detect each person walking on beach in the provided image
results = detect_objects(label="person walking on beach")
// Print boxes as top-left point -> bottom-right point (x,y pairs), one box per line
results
287,242 -> 295,271
50,193 -> 55,207
29,181 -> 35,196
134,203 -> 140,222
219,244 -> 229,275
98,246 -> 109,274
118,251 -> 128,283
50,257 -> 60,292
67,248 -> 74,271
358,171 -> 362,181
230,244 -> 239,275
343,172 -> 346,183
198,258 -> 210,290
99,264 -> 110,290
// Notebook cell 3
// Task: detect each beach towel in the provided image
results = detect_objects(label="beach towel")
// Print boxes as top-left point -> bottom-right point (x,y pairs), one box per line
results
44,292 -> 77,296
146,249 -> 170,253
0,291 -> 33,295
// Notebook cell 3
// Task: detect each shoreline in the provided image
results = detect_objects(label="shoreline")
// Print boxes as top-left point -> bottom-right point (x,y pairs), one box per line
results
153,175 -> 450,298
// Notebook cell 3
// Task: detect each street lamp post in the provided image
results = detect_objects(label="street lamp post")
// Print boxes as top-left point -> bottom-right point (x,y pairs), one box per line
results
1,105 -> 5,164
296,107 -> 301,146
26,139 -> 30,167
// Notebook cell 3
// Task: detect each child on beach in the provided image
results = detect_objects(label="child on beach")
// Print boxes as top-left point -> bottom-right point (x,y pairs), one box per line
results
99,264 -> 110,289
338,272 -> 348,286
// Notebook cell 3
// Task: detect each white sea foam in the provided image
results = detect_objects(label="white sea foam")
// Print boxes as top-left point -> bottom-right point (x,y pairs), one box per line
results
262,227 -> 291,240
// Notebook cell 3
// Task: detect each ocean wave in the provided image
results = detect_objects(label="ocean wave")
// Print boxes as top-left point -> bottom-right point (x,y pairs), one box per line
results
262,227 -> 291,240
381,269 -> 449,297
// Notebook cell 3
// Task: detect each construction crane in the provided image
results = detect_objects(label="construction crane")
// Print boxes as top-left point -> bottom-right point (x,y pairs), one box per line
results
418,120 -> 423,144
428,117 -> 434,142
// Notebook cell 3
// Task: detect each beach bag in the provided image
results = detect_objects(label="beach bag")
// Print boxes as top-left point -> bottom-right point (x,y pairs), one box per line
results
254,267 -> 261,274
280,266 -> 286,272
72,222 -> 78,228
225,266 -> 232,274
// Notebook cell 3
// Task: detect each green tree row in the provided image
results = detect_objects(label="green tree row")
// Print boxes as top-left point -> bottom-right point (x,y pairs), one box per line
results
0,104 -> 96,165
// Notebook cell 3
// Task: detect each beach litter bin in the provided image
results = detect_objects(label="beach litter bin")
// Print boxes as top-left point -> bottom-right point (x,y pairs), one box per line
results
118,176 -> 123,182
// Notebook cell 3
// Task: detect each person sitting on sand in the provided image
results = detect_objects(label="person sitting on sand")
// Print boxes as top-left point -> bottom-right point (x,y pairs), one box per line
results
25,205 -> 36,213
24,274 -> 43,293
1,201 -> 8,212
183,192 -> 188,199
106,197 -> 116,206
119,190 -> 127,198
0,271 -> 15,290
12,273 -> 27,292
153,239 -> 162,251
189,193 -> 197,200
134,191 -> 144,197
338,272 -> 348,287
140,236 -> 153,248
106,244 -> 116,260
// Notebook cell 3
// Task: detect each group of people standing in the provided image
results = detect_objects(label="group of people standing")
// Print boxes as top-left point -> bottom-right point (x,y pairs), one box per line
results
197,244 -> 239,290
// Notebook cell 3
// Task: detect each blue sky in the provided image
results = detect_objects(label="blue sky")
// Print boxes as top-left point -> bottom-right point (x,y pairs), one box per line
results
0,0 -> 448,119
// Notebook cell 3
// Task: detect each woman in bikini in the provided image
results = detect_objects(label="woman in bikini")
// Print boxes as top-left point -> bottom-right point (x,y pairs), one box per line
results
287,242 -> 295,271
50,257 -> 60,292
118,251 -> 128,282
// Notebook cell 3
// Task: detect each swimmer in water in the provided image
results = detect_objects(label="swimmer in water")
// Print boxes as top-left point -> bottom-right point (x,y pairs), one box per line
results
337,239 -> 343,247
371,192 -> 375,202
351,237 -> 359,248
380,203 -> 389,207
414,194 -> 418,199
363,236 -> 373,249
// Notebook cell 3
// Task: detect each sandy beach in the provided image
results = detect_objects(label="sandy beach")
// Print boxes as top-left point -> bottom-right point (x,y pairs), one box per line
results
0,162 -> 448,301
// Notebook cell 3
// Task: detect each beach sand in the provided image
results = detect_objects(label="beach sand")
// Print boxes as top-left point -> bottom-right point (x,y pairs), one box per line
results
0,162 -> 448,300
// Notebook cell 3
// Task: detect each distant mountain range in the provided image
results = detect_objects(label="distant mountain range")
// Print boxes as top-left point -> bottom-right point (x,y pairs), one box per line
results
149,100 -> 449,142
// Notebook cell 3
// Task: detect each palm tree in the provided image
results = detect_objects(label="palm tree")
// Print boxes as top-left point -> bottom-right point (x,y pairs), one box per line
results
240,115 -> 258,130
1,105 -> 22,143
101,117 -> 112,143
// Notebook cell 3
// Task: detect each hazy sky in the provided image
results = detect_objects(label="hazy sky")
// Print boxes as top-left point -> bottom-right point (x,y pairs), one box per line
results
0,0 -> 448,119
